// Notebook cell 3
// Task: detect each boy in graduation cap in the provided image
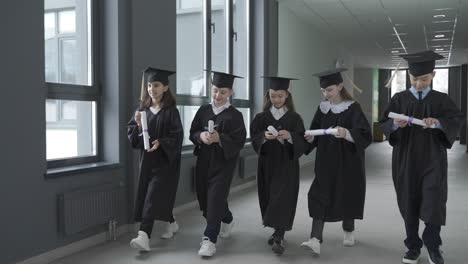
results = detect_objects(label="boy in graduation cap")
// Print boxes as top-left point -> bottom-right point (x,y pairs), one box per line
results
379,50 -> 464,264
127,67 -> 184,252
189,71 -> 246,257
250,76 -> 306,255
300,68 -> 372,256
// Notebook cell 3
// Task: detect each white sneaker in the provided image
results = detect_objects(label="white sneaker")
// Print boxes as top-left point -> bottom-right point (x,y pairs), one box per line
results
300,237 -> 321,256
160,221 -> 179,239
219,221 -> 234,238
198,237 -> 216,257
130,231 -> 150,252
343,231 -> 355,246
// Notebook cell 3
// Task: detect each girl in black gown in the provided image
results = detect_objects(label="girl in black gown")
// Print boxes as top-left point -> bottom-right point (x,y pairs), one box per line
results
301,68 -> 372,256
250,76 -> 306,255
127,67 -> 183,252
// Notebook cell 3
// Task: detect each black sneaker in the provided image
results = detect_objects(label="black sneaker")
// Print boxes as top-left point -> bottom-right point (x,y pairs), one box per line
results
271,238 -> 285,255
402,249 -> 420,264
428,249 -> 444,264
267,235 -> 275,245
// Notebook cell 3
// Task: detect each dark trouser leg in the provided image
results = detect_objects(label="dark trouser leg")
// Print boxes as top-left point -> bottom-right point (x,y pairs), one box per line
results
404,217 -> 423,251
342,219 -> 355,232
204,222 -> 221,243
139,220 -> 154,239
422,223 -> 442,251
310,218 -> 325,242
221,203 -> 233,224
139,176 -> 160,239
273,229 -> 285,240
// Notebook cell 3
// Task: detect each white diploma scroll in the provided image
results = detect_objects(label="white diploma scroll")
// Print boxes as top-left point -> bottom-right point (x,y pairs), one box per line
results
267,125 -> 279,136
305,128 -> 338,136
208,120 -> 215,134
140,111 -> 150,150
388,112 -> 436,128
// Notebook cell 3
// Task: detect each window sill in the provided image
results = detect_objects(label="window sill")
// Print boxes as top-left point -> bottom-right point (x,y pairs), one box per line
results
45,162 -> 122,179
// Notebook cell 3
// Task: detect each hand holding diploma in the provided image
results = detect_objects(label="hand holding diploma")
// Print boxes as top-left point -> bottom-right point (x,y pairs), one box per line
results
265,126 -> 278,140
304,134 -> 315,143
277,130 -> 291,140
200,131 -> 211,145
334,126 -> 347,138
134,111 -> 142,127
148,139 -> 160,152
388,112 -> 436,128
209,130 -> 220,143
200,120 -> 220,145
140,111 -> 150,150
422,117 -> 440,129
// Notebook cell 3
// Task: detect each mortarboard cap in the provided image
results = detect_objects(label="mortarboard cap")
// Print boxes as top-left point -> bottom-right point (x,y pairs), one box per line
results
262,76 -> 299,91
313,68 -> 347,88
399,50 -> 444,77
143,67 -> 176,86
210,70 -> 243,89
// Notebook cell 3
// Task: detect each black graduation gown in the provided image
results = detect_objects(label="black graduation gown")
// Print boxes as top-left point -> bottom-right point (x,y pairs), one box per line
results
306,102 -> 372,222
379,90 -> 464,225
189,104 -> 246,224
250,110 -> 306,231
127,106 -> 183,222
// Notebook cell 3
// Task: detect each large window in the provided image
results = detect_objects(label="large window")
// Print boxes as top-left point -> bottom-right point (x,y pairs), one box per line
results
176,0 -> 251,146
45,0 -> 99,168
433,68 -> 449,94
390,70 -> 407,97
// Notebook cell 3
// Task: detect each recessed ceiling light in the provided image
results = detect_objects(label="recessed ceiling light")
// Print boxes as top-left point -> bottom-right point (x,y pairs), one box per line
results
433,14 -> 446,18
435,48 -> 444,51
435,34 -> 445,38
391,50 -> 399,53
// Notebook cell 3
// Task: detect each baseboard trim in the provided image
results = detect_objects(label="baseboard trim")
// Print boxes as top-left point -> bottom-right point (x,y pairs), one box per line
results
17,179 -> 257,264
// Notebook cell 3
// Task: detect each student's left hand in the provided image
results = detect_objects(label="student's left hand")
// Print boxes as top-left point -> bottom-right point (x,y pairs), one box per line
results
209,130 -> 220,143
148,139 -> 160,152
277,130 -> 291,140
334,126 -> 347,138
422,117 -> 439,128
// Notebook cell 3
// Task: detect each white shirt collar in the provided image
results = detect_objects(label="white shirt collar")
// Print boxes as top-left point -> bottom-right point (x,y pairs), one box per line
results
211,101 -> 231,115
320,100 -> 354,114
270,106 -> 288,120
149,106 -> 160,115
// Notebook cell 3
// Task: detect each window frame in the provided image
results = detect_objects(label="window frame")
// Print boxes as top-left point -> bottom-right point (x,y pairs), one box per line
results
176,0 -> 252,148
45,0 -> 101,169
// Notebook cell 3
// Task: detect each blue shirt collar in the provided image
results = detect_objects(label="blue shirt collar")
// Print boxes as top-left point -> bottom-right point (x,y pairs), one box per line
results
409,86 -> 431,100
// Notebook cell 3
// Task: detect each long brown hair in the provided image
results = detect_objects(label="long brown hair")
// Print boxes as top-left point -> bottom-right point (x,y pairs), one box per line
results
339,86 -> 354,101
263,89 -> 296,112
139,85 -> 176,110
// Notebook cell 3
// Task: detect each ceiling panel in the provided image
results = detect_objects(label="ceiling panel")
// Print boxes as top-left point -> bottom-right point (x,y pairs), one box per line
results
279,0 -> 468,68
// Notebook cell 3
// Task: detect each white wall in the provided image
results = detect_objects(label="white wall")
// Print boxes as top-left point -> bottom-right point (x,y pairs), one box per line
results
354,68 -> 378,128
278,5 -> 354,165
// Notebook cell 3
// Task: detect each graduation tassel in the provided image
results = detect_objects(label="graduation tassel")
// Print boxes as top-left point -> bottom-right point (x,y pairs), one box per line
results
384,59 -> 403,88
140,72 -> 146,102
342,72 -> 363,94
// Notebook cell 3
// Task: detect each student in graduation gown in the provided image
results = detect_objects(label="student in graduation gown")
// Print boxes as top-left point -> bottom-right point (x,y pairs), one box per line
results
189,71 -> 247,257
300,68 -> 372,256
127,67 -> 183,252
250,76 -> 306,255
379,50 -> 464,264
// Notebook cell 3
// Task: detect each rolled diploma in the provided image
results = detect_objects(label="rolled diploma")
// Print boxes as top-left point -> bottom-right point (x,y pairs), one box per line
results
267,126 -> 279,136
140,111 -> 150,150
305,128 -> 338,136
208,120 -> 215,133
388,112 -> 435,128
